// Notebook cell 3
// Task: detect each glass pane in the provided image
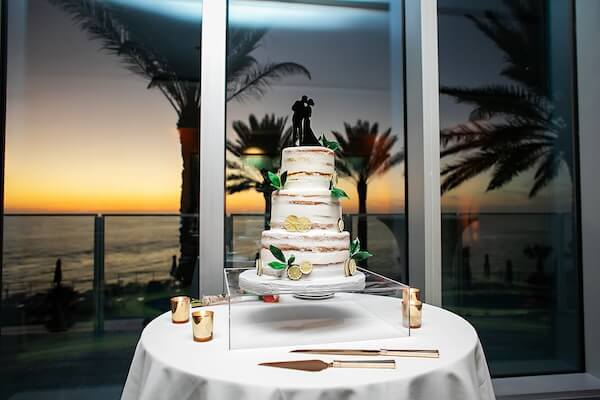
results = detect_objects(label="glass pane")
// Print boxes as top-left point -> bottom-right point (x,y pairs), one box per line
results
1,0 -> 201,397
438,0 -> 583,376
225,0 -> 407,283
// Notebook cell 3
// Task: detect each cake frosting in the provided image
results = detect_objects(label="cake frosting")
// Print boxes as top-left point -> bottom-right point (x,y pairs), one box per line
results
239,145 -> 366,293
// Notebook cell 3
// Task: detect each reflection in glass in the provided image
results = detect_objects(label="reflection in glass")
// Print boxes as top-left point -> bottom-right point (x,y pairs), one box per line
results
2,0 -> 201,396
439,0 -> 582,376
225,0 -> 407,282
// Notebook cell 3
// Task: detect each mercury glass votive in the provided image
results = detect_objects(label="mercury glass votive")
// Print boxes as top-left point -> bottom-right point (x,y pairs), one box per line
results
191,310 -> 214,342
402,288 -> 422,329
170,296 -> 190,324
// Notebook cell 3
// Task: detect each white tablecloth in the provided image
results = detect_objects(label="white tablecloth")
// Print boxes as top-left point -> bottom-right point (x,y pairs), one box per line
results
122,295 -> 495,400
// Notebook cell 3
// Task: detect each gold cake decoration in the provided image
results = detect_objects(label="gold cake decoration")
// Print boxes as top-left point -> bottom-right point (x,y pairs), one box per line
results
283,215 -> 312,232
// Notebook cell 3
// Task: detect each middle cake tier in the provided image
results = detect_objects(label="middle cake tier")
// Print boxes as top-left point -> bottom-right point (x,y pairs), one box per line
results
270,189 -> 342,232
260,229 -> 350,279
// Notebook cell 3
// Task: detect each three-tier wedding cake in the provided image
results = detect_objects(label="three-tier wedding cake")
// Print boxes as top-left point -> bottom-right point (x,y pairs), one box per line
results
238,145 -> 367,294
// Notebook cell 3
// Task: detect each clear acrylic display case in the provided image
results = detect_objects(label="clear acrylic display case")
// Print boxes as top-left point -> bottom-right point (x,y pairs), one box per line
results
224,267 -> 413,350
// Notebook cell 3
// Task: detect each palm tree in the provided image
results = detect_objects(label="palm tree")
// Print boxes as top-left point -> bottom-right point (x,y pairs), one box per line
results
332,120 -> 404,251
226,114 -> 292,229
440,0 -> 572,197
50,0 -> 310,283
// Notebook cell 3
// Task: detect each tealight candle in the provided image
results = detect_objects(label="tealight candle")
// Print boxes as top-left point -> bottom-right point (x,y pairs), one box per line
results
170,296 -> 190,324
402,288 -> 422,329
192,310 -> 214,342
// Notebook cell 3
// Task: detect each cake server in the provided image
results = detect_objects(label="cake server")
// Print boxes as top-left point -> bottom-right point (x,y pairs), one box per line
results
291,349 -> 439,358
259,359 -> 395,372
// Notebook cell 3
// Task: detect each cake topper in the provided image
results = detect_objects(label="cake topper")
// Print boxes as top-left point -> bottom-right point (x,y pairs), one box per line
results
291,95 -> 320,146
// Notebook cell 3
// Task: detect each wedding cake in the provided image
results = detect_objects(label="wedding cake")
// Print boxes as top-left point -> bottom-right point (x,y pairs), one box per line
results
238,145 -> 368,294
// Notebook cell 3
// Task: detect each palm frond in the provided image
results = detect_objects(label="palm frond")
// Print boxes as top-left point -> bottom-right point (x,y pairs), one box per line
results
440,85 -> 550,122
486,143 -> 546,191
529,149 -> 563,197
227,62 -> 311,102
441,150 -> 500,194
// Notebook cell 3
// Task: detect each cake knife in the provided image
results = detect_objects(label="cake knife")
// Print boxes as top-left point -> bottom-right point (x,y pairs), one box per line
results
291,349 -> 439,358
259,359 -> 396,372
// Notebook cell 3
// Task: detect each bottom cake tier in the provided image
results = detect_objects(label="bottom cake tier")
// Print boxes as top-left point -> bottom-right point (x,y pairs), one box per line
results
238,269 -> 366,295
259,229 -> 350,279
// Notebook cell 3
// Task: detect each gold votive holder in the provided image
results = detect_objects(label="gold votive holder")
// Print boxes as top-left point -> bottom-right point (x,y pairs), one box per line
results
402,288 -> 422,329
192,310 -> 214,342
170,296 -> 190,324
402,287 -> 421,304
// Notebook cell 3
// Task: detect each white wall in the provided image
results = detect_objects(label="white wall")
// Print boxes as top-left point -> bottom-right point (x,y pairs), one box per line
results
576,0 -> 600,379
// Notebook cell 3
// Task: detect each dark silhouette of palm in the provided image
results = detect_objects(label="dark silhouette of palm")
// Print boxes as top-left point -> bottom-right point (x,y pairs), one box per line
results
50,0 -> 310,282
523,244 -> 552,289
226,114 -> 292,229
50,1 -> 310,126
441,0 -> 572,197
332,120 -> 404,251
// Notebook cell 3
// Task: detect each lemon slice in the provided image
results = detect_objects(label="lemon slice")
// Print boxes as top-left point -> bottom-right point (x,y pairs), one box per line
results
297,217 -> 312,232
344,258 -> 357,276
344,259 -> 350,276
348,259 -> 357,276
299,261 -> 313,275
255,258 -> 263,276
283,215 -> 299,232
337,218 -> 344,232
287,265 -> 303,281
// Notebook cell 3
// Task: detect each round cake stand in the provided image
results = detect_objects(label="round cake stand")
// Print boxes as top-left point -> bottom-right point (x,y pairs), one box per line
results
238,270 -> 366,297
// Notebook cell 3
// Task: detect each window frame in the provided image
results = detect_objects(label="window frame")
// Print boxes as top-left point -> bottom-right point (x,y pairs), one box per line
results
0,0 -> 595,392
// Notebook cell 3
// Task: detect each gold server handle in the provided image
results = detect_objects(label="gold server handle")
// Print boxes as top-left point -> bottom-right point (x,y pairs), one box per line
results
331,359 -> 396,369
382,349 -> 440,358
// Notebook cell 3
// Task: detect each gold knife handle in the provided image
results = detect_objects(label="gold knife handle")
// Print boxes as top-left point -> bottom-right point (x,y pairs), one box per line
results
382,349 -> 439,358
331,359 -> 396,369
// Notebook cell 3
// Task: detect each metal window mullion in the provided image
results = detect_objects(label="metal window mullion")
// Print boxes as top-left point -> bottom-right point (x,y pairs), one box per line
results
199,0 -> 227,296
405,0 -> 441,305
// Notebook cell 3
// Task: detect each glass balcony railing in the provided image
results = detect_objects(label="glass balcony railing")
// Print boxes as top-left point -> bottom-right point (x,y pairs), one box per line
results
1,211 -> 576,395
0,213 -> 197,398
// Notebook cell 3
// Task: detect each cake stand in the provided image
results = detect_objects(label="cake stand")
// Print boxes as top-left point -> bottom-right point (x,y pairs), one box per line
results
238,269 -> 366,296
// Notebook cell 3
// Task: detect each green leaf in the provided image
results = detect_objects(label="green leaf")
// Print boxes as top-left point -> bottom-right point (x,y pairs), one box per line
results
269,245 -> 286,263
352,251 -> 373,261
268,261 -> 287,270
280,171 -> 288,187
268,171 -> 281,190
331,187 -> 349,199
287,255 -> 295,266
320,135 -> 340,152
350,237 -> 360,256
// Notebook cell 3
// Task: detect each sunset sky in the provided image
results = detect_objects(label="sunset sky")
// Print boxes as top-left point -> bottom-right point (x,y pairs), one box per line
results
4,0 -> 574,214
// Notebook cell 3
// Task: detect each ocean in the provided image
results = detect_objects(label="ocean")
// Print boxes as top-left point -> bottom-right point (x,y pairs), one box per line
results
1,213 -> 576,299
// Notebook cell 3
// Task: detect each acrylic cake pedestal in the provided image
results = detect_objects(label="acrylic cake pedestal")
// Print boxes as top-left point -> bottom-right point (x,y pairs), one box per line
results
238,269 -> 366,295
226,267 -> 411,350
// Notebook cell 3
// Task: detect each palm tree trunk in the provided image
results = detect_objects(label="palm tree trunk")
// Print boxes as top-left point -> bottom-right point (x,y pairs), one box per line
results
177,126 -> 199,285
263,188 -> 273,230
357,177 -> 368,255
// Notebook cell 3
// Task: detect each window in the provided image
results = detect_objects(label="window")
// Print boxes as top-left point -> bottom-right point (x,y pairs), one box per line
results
1,0 -> 201,396
438,0 -> 583,376
224,0 -> 407,283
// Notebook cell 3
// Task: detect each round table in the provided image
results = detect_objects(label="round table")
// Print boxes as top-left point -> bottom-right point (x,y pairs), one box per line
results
121,296 -> 495,400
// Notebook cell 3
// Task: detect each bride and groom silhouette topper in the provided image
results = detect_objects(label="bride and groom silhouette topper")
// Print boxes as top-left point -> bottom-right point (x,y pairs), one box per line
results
291,95 -> 320,146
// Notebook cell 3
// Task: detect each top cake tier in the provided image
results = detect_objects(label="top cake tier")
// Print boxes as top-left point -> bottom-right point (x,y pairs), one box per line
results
280,146 -> 334,191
